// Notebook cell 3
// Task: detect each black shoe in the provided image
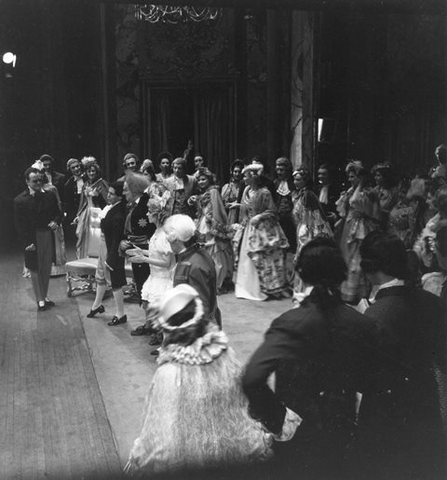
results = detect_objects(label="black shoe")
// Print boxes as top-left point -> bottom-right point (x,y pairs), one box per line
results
108,314 -> 127,326
45,300 -> 55,307
150,349 -> 159,356
131,325 -> 153,336
86,305 -> 105,318
37,304 -> 46,312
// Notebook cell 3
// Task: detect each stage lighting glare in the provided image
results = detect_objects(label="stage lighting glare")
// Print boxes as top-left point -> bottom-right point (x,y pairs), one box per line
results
3,52 -> 17,67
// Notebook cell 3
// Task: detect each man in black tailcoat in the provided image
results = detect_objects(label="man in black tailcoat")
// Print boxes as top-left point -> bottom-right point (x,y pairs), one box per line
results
14,167 -> 62,311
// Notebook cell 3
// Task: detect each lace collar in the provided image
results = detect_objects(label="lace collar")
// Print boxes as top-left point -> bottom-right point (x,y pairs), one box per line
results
157,330 -> 228,366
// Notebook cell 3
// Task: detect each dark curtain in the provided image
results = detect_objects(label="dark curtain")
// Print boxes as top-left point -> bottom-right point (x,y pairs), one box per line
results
197,87 -> 231,184
152,91 -> 170,159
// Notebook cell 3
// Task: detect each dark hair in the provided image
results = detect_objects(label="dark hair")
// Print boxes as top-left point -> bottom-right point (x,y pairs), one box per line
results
39,154 -> 54,164
142,163 -> 156,181
360,231 -> 408,279
231,159 -> 245,173
373,164 -> 398,189
196,167 -> 216,185
24,167 -> 41,181
157,151 -> 173,165
109,180 -> 124,197
163,299 -> 208,346
296,237 -> 346,308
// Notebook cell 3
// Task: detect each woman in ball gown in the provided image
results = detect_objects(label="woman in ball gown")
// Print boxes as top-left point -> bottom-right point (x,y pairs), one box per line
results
74,157 -> 108,259
235,163 -> 290,301
190,167 -> 234,294
291,167 -> 332,292
335,160 -> 380,303
125,284 -> 272,476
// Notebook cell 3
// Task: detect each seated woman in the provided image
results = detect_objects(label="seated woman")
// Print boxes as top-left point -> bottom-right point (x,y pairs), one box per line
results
235,163 -> 290,301
74,157 -> 108,259
86,181 -> 128,326
125,284 -> 272,476
190,167 -> 234,294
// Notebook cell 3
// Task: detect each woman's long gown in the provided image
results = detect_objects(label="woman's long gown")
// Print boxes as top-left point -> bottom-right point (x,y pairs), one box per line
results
235,186 -> 289,300
125,330 -> 272,475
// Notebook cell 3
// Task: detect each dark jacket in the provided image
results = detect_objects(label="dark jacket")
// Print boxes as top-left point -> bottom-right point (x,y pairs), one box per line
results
125,193 -> 156,245
243,295 -> 377,433
64,175 -> 83,223
14,189 -> 62,248
242,294 -> 377,478
317,182 -> 342,225
174,244 -> 219,324
358,286 -> 446,479
102,201 -> 126,271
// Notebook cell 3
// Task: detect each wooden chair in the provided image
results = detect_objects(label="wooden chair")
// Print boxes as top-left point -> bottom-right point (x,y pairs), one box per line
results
65,207 -> 102,297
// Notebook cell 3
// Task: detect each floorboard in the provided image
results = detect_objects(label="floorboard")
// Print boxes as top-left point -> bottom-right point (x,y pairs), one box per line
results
0,247 -> 121,479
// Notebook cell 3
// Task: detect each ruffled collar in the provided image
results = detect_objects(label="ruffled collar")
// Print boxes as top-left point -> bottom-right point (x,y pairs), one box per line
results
157,330 -> 228,366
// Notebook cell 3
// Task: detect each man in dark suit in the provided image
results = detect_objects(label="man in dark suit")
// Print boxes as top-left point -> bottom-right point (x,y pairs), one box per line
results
317,163 -> 341,228
14,167 -> 63,311
40,153 -> 66,204
358,231 -> 446,480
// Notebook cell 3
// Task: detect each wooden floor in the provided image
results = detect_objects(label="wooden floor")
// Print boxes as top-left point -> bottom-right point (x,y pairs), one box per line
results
0,247 -> 121,479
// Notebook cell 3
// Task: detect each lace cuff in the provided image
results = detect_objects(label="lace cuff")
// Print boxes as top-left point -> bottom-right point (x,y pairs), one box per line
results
273,408 -> 303,442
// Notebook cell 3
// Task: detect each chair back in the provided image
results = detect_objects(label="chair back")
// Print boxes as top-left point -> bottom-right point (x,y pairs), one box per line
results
86,207 -> 102,258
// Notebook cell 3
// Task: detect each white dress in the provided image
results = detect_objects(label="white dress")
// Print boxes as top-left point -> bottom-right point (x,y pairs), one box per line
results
125,330 -> 272,475
141,227 -> 175,303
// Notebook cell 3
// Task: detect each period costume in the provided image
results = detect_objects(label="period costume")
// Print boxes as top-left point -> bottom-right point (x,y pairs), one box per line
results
243,292 -> 377,479
292,186 -> 332,260
14,188 -> 62,305
97,200 -> 127,289
358,285 -> 446,479
126,286 -> 272,476
318,181 -> 341,228
221,177 -> 243,225
123,192 -> 156,298
336,186 -> 380,302
273,177 -> 296,253
141,227 -> 175,305
195,185 -> 234,291
64,174 -> 84,225
164,174 -> 197,217
75,176 -> 108,259
173,243 -> 221,326
235,186 -> 289,300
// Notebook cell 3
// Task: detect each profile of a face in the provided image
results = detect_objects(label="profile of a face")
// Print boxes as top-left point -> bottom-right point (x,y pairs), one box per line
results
348,171 -> 359,187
